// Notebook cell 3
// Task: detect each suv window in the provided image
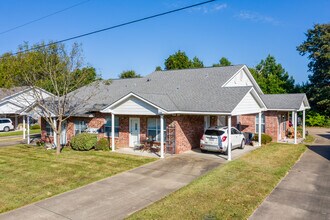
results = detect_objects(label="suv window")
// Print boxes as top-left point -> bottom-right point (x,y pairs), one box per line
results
205,130 -> 225,136
2,119 -> 10,123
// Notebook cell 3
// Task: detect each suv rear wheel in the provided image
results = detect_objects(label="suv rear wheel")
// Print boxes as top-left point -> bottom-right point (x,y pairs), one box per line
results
3,126 -> 10,132
201,149 -> 207,153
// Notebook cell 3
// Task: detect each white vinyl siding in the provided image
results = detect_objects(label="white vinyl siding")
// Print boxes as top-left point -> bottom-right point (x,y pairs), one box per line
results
111,97 -> 158,115
224,69 -> 253,87
232,92 -> 263,115
104,116 -> 119,137
0,102 -> 22,114
147,118 -> 166,142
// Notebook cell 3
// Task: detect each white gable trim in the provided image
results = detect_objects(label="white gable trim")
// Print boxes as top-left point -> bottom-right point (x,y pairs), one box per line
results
222,65 -> 264,95
231,88 -> 266,116
101,92 -> 167,114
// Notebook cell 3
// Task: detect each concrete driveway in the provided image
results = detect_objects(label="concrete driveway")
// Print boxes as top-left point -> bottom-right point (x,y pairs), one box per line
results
0,145 -> 256,220
250,127 -> 330,220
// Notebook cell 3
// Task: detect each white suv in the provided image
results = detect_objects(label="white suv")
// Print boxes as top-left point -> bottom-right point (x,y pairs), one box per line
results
200,126 -> 245,154
0,118 -> 14,132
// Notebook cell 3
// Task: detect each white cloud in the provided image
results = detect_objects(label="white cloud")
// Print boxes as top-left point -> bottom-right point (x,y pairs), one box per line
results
236,11 -> 279,25
189,3 -> 227,14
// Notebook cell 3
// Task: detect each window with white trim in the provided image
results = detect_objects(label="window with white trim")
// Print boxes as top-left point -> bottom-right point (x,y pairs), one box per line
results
147,118 -> 166,142
74,120 -> 87,135
45,122 -> 53,136
256,113 -> 265,133
104,116 -> 119,137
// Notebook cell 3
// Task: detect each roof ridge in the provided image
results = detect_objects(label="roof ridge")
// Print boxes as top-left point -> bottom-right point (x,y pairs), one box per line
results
152,64 -> 245,73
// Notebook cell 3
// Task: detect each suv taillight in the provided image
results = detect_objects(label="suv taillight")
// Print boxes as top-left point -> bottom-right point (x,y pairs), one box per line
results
222,136 -> 227,142
201,135 -> 205,141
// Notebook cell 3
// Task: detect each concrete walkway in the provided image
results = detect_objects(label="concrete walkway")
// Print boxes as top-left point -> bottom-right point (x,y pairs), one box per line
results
0,134 -> 40,147
250,127 -> 330,220
0,145 -> 256,220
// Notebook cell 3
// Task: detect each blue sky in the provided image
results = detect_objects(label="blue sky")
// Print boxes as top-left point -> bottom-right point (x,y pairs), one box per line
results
0,0 -> 329,83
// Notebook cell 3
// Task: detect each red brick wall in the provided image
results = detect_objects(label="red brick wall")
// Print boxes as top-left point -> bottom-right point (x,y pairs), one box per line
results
167,115 -> 204,154
264,111 -> 279,141
239,114 -> 256,133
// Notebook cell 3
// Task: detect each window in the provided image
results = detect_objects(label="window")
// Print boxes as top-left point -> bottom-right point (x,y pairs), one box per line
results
256,113 -> 265,133
147,118 -> 166,142
74,120 -> 87,135
104,116 -> 119,137
45,122 -> 53,136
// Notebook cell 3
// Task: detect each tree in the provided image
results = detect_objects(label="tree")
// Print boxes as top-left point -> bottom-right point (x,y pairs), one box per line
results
297,23 -> 330,115
0,42 -> 100,93
164,50 -> 205,70
119,70 -> 141,79
15,42 -> 100,154
213,57 -> 232,67
251,55 -> 295,94
191,56 -> 204,68
155,66 -> 162,71
164,50 -> 191,70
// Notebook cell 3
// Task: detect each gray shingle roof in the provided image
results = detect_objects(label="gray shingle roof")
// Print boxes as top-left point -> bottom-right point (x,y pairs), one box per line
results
67,65 -> 253,115
261,94 -> 309,110
0,86 -> 29,101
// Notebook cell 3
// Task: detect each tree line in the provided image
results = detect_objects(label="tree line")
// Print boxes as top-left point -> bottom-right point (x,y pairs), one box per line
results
0,23 -> 328,127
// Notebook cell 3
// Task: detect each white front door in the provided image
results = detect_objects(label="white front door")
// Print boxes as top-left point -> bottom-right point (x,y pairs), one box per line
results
129,118 -> 140,147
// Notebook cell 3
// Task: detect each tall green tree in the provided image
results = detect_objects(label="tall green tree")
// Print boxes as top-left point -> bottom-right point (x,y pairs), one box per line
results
0,41 -> 100,93
213,57 -> 232,67
251,55 -> 295,94
119,70 -> 141,78
164,50 -> 191,70
164,50 -> 204,70
155,66 -> 162,71
297,23 -> 330,115
191,56 -> 204,68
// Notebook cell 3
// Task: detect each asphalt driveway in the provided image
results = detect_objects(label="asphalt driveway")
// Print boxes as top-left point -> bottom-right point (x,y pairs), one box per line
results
250,127 -> 330,220
0,145 -> 256,220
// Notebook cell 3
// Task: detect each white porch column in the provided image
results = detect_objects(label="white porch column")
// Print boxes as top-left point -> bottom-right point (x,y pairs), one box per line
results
53,118 -> 57,146
160,115 -> 164,159
303,110 -> 306,139
15,115 -> 18,130
23,115 -> 26,140
27,116 -> 30,144
227,116 -> 232,161
258,112 -> 262,146
111,113 -> 115,151
294,111 -> 297,144
292,111 -> 295,126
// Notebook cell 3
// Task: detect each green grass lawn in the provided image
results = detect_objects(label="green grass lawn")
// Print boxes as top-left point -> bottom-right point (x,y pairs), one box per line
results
304,134 -> 315,143
0,129 -> 40,137
129,143 -> 306,220
0,145 -> 157,213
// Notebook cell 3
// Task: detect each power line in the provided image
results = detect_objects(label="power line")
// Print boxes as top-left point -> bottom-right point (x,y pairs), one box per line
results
0,0 -> 90,35
9,0 -> 215,56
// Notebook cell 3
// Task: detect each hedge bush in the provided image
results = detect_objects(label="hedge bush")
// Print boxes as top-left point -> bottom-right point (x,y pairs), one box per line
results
253,133 -> 272,145
95,138 -> 110,151
71,133 -> 97,151
31,124 -> 41,129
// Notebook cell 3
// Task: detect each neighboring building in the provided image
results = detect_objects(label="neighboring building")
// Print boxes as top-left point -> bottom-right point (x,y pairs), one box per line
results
0,86 -> 52,131
40,65 -> 309,156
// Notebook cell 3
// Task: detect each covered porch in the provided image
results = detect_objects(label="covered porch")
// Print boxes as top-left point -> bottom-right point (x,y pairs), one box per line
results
100,88 -> 266,161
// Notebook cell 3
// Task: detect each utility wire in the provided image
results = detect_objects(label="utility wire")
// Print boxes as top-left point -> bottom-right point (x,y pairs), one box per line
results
0,0 -> 90,35
9,0 -> 215,56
